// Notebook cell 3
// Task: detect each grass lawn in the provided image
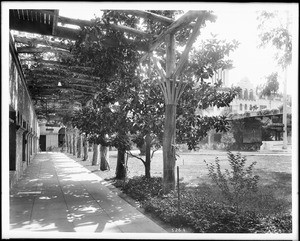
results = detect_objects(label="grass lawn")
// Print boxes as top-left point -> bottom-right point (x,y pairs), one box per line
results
86,149 -> 292,186
82,149 -> 292,207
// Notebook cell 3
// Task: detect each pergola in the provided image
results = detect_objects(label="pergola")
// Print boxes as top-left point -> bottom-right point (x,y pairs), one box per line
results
9,9 -> 216,192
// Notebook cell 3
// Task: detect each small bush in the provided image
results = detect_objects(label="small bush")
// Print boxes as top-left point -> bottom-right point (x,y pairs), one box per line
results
204,152 -> 259,212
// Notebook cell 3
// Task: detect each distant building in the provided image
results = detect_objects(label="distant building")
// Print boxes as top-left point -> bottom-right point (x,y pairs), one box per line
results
38,121 -> 66,151
199,73 -> 292,151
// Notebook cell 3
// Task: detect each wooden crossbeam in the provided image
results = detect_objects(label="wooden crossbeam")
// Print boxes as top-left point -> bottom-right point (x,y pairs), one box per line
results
30,85 -> 97,94
20,59 -> 94,71
118,10 -> 174,25
59,14 -> 152,39
14,35 -> 71,50
109,23 -> 153,39
119,10 -> 197,29
17,46 -> 71,55
173,15 -> 204,78
26,73 -> 99,84
141,10 -> 205,62
58,15 -> 93,27
55,26 -> 80,40
28,67 -> 102,81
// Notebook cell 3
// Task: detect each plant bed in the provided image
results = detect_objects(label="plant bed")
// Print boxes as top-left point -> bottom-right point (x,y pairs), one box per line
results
113,176 -> 292,233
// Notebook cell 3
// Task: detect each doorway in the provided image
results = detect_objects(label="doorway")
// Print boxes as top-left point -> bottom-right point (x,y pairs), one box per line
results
40,135 -> 46,151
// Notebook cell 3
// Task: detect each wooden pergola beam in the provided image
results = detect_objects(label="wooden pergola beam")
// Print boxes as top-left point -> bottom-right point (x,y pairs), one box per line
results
28,67 -> 102,81
20,59 -> 94,71
141,10 -> 205,62
30,85 -> 97,94
26,73 -> 99,84
58,15 -> 93,27
17,46 -> 71,55
119,9 -> 197,29
59,15 -> 152,39
118,10 -> 174,25
173,15 -> 204,78
109,23 -> 153,39
14,35 -> 71,50
55,26 -> 80,40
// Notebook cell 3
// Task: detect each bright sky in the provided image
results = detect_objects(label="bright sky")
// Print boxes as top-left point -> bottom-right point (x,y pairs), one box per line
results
57,2 -> 297,95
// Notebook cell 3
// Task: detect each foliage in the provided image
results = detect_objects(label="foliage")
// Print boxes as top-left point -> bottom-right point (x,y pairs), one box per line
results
228,118 -> 263,151
184,37 -> 240,81
117,173 -> 291,233
255,213 -> 292,233
221,132 -> 235,150
204,152 -> 260,212
257,10 -> 292,68
120,176 -> 163,201
260,72 -> 280,97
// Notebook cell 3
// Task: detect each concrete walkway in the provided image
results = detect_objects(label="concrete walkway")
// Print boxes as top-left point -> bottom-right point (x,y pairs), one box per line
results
9,152 -> 167,234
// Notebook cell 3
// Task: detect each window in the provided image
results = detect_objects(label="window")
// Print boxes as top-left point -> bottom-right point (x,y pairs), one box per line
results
250,104 -> 252,110
249,89 -> 254,100
245,104 -> 247,110
238,89 -> 243,99
240,104 -> 243,111
244,89 -> 249,100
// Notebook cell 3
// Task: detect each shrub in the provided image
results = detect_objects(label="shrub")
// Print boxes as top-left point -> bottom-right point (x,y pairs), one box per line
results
221,132 -> 235,150
256,213 -> 292,233
121,176 -> 163,201
204,152 -> 259,212
143,188 -> 260,232
117,175 -> 292,233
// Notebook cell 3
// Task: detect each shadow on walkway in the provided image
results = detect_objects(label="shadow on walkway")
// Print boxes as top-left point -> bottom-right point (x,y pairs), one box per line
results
9,152 -> 167,234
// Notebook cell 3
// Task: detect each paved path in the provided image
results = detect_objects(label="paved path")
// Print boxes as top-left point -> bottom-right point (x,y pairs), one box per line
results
9,152 -> 167,234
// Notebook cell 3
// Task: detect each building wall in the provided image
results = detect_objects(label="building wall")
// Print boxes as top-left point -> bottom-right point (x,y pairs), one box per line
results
39,123 -> 62,150
9,34 -> 39,188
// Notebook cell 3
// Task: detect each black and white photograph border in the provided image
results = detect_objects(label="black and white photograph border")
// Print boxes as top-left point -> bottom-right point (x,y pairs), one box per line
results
1,1 -> 298,240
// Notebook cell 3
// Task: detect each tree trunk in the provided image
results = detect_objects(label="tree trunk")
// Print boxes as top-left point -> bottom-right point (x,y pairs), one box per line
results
77,134 -> 83,158
73,132 -> 77,156
145,133 -> 151,178
83,136 -> 89,161
92,143 -> 99,166
162,103 -> 177,193
100,145 -> 110,171
66,134 -> 70,152
69,133 -> 73,154
115,148 -> 127,179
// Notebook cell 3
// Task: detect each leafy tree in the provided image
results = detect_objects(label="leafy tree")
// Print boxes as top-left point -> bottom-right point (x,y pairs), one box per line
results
260,72 -> 279,98
68,11 -> 240,187
129,80 -> 165,178
257,10 -> 292,69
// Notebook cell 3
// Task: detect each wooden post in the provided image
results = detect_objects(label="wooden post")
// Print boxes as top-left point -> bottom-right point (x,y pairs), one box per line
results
92,143 -> 99,166
69,133 -> 73,154
77,134 -> 83,158
177,166 -> 180,214
100,145 -> 110,171
162,33 -> 177,193
73,130 -> 77,156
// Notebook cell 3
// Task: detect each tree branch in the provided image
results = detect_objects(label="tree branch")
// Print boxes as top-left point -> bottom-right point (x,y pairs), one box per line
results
126,151 -> 145,165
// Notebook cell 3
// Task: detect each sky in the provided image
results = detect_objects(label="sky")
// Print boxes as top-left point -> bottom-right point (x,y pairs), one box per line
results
57,2 -> 297,95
